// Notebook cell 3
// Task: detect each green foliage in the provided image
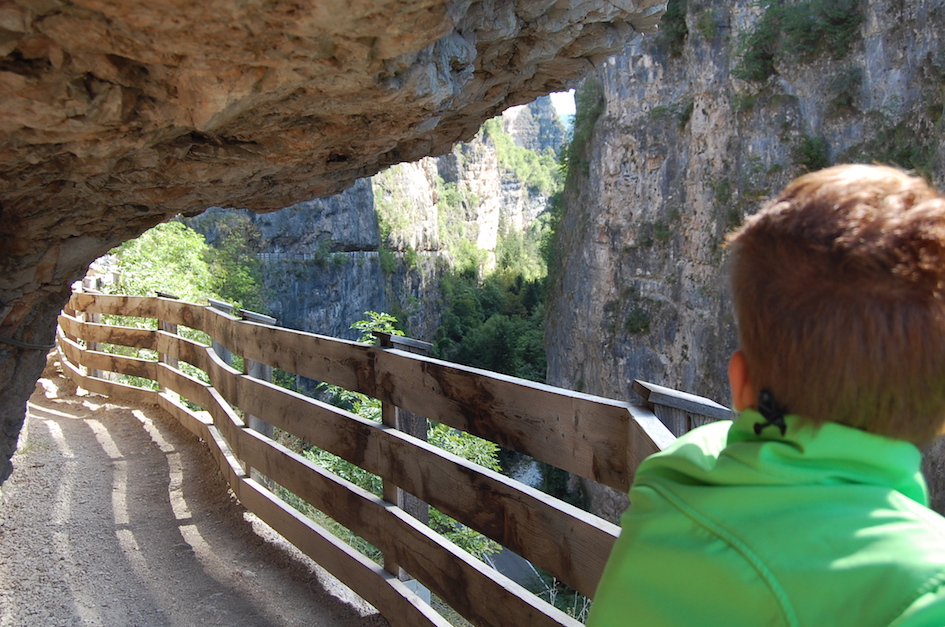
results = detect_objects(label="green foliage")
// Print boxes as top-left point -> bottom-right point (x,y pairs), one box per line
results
378,246 -> 397,274
435,270 -> 547,383
731,91 -> 760,114
561,78 -> 605,180
734,0 -> 864,82
695,7 -> 720,40
451,239 -> 488,275
113,215 -> 265,313
428,422 -> 501,471
624,307 -> 652,335
792,134 -> 831,171
205,213 -> 266,312
733,8 -> 780,82
850,118 -> 938,178
373,165 -> 418,248
708,179 -> 733,206
657,0 -> 689,58
104,219 -> 257,395
350,310 -> 404,344
427,423 -> 504,559
538,191 -> 564,277
438,180 -> 467,209
434,176 -> 487,274
111,221 -> 217,302
648,98 -> 694,128
496,214 -> 548,281
537,573 -> 592,622
828,66 -> 864,116
304,442 -> 384,496
482,118 -> 563,196
546,77 -> 604,303
403,245 -> 419,271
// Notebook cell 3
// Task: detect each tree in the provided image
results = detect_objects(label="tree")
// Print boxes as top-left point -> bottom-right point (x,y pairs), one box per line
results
110,220 -> 217,303
205,212 -> 266,312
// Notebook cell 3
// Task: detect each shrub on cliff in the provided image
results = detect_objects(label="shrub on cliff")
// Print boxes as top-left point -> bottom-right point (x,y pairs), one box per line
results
482,117 -> 562,196
734,0 -> 865,82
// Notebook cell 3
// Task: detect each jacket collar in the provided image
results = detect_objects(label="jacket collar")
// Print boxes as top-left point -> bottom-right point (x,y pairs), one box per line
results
721,408 -> 929,505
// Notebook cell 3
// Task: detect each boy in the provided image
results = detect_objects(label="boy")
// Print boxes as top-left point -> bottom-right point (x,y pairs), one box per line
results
588,165 -> 945,626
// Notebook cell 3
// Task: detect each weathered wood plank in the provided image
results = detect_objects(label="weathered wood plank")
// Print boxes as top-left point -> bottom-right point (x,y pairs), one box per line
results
58,330 -> 156,381
203,315 -> 373,392
204,373 -> 247,463
62,296 -> 674,486
199,313 -> 665,490
84,349 -> 157,381
632,379 -> 733,422
201,421 -> 247,501
68,293 -> 159,319
155,362 -> 215,412
627,410 -> 676,479
371,349 -> 639,492
58,294 -> 684,624
157,391 -> 213,440
58,314 -> 158,350
57,347 -> 158,406
155,297 -> 207,331
122,297 -> 672,489
238,478 -> 451,627
151,375 -> 446,627
236,429 -> 581,627
57,333 -> 90,374
155,330 -> 212,373
230,374 -> 618,597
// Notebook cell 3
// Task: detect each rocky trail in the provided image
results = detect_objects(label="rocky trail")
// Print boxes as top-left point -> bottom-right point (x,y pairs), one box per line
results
0,356 -> 388,627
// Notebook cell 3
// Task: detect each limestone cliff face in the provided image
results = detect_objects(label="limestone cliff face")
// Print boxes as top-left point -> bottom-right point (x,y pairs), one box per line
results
548,0 -> 945,403
545,0 -> 945,517
189,97 -> 565,344
0,0 -> 665,482
504,95 -> 568,153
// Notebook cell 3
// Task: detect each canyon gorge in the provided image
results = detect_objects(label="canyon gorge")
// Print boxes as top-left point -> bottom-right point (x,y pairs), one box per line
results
3,0 -> 945,517
0,0 -> 663,483
544,0 -> 945,513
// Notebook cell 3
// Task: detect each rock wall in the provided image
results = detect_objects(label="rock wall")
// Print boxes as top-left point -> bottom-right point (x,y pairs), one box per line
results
189,97 -> 566,346
504,95 -> 568,153
549,0 -> 945,403
0,0 -> 665,482
545,0 -> 945,518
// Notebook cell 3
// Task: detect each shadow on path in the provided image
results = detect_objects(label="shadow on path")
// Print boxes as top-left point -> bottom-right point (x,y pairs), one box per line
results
0,357 -> 389,627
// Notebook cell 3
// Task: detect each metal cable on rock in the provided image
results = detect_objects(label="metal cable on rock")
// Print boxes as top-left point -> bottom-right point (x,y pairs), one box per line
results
0,335 -> 57,350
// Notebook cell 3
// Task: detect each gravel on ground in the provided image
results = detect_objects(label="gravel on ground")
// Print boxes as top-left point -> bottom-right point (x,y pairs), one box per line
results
0,355 -> 389,627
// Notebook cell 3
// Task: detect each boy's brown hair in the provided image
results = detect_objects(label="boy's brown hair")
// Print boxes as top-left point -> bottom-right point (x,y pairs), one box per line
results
726,164 -> 945,444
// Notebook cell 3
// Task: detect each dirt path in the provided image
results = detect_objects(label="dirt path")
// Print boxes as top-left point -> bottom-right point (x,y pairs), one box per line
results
0,357 -> 389,627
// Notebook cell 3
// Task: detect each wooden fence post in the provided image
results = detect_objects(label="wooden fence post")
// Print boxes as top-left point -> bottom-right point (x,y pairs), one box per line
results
240,308 -> 277,444
77,280 -> 105,379
375,331 -> 433,594
207,298 -> 235,367
156,291 -> 180,399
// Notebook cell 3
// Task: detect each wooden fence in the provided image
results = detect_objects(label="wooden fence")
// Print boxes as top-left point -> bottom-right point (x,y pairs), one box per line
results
56,291 -> 726,626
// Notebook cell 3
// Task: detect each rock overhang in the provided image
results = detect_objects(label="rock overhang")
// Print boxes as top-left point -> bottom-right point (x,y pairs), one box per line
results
0,0 -> 665,483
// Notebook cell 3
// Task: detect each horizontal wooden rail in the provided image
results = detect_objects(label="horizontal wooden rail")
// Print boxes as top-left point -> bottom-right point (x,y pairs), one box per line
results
632,380 -> 732,437
57,291 -> 678,627
67,293 -> 675,492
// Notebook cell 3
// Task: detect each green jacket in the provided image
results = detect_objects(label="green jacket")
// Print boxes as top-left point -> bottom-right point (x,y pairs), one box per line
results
587,410 -> 945,626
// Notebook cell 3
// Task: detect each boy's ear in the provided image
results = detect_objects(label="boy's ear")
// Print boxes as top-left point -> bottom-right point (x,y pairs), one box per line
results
728,350 -> 757,411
